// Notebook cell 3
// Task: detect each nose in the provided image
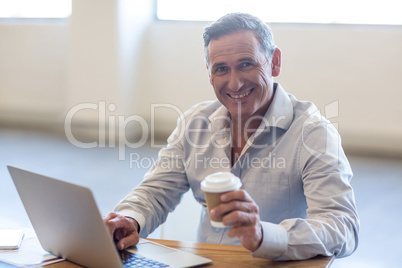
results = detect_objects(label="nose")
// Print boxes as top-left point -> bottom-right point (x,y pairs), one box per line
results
227,71 -> 243,92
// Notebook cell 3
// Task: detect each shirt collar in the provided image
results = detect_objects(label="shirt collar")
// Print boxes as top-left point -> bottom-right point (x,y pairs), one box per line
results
208,104 -> 231,133
261,83 -> 293,131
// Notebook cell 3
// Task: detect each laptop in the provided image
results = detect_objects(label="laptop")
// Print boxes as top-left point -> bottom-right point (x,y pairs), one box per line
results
7,166 -> 212,268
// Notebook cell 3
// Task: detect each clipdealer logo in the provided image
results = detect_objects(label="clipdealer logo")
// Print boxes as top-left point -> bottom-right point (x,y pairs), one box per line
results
64,102 -> 183,160
64,100 -> 341,168
128,152 -> 286,170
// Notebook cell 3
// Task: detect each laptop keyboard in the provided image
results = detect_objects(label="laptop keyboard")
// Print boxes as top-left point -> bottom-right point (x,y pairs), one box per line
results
120,251 -> 170,267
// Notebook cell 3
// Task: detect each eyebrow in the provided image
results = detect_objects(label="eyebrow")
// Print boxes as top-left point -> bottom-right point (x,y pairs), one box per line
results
238,57 -> 256,63
211,57 -> 255,67
210,62 -> 226,70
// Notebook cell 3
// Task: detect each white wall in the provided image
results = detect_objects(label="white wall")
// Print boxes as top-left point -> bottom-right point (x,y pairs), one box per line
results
273,23 -> 402,155
0,21 -> 68,125
0,2 -> 401,155
67,0 -> 154,141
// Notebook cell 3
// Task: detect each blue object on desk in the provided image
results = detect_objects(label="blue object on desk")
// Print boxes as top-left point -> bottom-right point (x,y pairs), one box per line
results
0,261 -> 18,268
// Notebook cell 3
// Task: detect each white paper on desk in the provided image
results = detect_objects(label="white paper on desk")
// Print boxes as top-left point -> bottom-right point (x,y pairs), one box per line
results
0,235 -> 63,267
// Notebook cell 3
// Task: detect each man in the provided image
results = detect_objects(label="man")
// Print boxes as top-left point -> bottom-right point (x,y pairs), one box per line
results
105,13 -> 359,260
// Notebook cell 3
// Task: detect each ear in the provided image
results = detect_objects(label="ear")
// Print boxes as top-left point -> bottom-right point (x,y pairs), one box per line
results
206,63 -> 213,85
271,48 -> 281,77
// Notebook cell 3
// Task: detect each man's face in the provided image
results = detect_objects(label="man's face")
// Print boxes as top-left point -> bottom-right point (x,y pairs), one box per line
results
207,30 -> 281,121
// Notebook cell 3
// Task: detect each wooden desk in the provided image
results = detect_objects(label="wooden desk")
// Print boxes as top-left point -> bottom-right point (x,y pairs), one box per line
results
47,239 -> 334,268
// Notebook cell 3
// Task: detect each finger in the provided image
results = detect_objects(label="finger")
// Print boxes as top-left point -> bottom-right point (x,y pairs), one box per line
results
211,199 -> 258,218
117,231 -> 140,250
221,190 -> 253,203
114,228 -> 128,241
104,213 -> 121,236
103,212 -> 118,222
222,210 -> 259,227
105,214 -> 132,237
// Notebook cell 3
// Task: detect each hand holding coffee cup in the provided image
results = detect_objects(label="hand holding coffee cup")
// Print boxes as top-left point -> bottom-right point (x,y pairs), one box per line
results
201,172 -> 242,228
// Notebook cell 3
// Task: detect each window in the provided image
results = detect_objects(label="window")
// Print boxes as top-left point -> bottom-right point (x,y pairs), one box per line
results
0,0 -> 71,19
157,0 -> 402,25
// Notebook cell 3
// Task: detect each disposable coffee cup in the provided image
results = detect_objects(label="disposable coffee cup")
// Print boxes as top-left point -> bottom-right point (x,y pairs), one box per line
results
201,172 -> 242,228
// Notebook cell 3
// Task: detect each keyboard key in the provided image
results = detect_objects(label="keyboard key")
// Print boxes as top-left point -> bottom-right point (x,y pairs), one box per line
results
120,251 -> 169,268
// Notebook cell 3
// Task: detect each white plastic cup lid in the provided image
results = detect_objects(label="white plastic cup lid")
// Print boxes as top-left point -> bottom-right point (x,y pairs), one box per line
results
201,172 -> 242,193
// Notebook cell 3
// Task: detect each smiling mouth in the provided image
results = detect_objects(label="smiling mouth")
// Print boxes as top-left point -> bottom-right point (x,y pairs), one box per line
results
227,89 -> 253,99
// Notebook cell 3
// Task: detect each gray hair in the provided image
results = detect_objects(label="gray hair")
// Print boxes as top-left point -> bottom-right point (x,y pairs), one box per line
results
203,13 -> 276,65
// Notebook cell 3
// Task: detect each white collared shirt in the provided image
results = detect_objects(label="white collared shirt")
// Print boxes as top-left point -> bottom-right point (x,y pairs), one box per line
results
115,83 -> 359,260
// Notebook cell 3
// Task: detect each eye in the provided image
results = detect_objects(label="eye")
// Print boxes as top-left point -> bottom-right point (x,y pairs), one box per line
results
214,66 -> 229,75
240,62 -> 253,70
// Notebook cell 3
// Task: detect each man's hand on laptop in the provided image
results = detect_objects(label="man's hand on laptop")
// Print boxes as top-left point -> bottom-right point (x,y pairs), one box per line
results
104,212 -> 139,250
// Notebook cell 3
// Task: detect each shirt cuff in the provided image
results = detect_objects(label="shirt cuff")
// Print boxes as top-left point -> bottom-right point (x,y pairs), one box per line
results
252,221 -> 288,260
115,209 -> 146,236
